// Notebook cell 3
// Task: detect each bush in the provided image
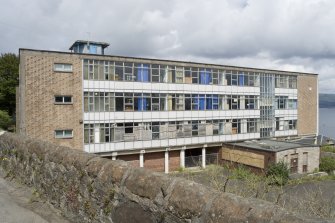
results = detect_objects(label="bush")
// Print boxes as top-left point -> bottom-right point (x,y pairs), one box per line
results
266,161 -> 290,186
0,110 -> 11,130
231,165 -> 252,180
319,157 -> 335,174
321,145 -> 335,153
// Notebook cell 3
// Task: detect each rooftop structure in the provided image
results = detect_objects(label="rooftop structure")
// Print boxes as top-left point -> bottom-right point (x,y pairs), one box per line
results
69,40 -> 110,55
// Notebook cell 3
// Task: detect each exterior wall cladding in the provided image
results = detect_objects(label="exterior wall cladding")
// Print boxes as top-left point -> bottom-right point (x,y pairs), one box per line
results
17,48 -> 318,170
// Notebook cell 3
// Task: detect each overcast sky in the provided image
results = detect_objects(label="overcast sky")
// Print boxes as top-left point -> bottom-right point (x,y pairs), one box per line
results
1,0 -> 334,93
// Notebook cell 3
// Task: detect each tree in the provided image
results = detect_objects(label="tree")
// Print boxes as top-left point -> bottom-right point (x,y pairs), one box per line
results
0,53 -> 19,117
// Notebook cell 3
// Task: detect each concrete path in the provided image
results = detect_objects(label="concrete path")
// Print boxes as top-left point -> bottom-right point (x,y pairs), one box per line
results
0,170 -> 71,223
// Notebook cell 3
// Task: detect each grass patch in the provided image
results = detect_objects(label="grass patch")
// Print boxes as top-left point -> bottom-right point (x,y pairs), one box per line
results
321,145 -> 335,153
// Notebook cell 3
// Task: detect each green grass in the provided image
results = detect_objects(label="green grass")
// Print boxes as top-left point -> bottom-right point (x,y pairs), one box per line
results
321,145 -> 335,153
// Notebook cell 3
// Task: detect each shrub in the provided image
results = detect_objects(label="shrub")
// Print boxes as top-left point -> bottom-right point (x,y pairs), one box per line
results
319,157 -> 335,174
0,110 -> 11,130
231,165 -> 252,180
321,145 -> 335,153
266,161 -> 289,186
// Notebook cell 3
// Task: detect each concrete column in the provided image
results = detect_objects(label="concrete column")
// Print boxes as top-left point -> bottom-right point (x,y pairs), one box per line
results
111,152 -> 117,161
165,150 -> 169,174
139,150 -> 145,168
241,119 -> 247,134
94,124 -> 100,143
202,147 -> 206,169
180,147 -> 185,168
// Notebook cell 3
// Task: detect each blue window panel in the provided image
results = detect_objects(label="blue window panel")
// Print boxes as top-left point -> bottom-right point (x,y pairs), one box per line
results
206,71 -> 212,84
199,69 -> 212,84
192,95 -> 199,110
206,95 -> 212,110
213,95 -> 219,110
137,98 -> 147,111
137,64 -> 149,82
89,44 -> 97,54
199,94 -> 205,110
239,74 -> 244,86
200,69 -> 206,84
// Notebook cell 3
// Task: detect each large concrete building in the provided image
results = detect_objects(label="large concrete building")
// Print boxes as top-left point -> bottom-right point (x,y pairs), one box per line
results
17,40 -> 319,173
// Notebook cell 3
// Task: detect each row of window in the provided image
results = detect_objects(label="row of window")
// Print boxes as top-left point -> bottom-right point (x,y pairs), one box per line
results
54,119 -> 297,142
83,118 -> 297,144
84,119 -> 259,144
83,92 -> 297,112
84,92 -> 258,112
81,60 -> 298,89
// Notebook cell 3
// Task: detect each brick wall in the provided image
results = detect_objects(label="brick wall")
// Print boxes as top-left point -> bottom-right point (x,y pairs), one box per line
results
169,150 -> 181,171
297,75 -> 318,135
18,50 -> 83,150
117,154 -> 140,168
144,152 -> 165,172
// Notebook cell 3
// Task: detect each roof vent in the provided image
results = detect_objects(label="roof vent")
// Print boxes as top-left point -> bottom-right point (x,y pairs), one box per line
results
69,40 -> 109,55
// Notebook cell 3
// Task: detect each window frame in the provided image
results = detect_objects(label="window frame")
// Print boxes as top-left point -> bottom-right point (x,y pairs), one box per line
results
54,95 -> 73,104
55,129 -> 73,139
54,63 -> 73,73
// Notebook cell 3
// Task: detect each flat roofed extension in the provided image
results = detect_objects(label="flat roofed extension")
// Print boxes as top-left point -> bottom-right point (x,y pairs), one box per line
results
225,140 -> 317,152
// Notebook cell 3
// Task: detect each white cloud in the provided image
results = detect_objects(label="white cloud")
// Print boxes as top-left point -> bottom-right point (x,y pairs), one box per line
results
0,0 -> 334,92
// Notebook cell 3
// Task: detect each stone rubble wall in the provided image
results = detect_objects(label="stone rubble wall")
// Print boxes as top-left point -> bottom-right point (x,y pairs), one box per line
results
0,133 -> 325,223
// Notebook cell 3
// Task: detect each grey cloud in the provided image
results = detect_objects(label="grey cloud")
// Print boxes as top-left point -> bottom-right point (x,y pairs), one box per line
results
0,0 -> 335,92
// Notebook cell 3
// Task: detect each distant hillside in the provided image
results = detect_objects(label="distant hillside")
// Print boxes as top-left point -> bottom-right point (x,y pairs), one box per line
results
319,94 -> 335,108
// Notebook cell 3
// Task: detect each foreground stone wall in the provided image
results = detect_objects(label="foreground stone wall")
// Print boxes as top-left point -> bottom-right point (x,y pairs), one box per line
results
0,133 -> 324,223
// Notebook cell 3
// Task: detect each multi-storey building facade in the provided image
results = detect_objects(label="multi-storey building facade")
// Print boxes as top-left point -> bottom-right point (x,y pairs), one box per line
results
17,41 -> 318,172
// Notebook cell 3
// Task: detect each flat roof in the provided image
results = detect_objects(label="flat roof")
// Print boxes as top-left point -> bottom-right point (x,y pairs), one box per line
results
19,48 -> 318,76
225,139 -> 317,152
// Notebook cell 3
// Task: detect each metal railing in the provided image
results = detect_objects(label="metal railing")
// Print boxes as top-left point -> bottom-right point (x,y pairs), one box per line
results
185,153 -> 219,168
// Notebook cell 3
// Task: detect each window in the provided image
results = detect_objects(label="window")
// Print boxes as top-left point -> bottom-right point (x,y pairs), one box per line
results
275,75 -> 288,88
192,120 -> 199,136
124,93 -> 134,111
152,122 -> 160,139
84,92 -> 114,112
287,99 -> 297,109
276,96 -> 287,109
115,93 -> 124,111
245,95 -> 257,109
303,152 -> 308,173
55,130 -> 73,138
54,95 -> 73,104
212,70 -> 218,85
84,124 -> 94,144
151,64 -> 160,82
288,120 -> 297,130
54,63 -> 72,72
228,95 -> 240,110
288,76 -> 297,89
184,67 -> 192,84
175,67 -> 184,83
247,118 -> 258,133
192,68 -> 199,84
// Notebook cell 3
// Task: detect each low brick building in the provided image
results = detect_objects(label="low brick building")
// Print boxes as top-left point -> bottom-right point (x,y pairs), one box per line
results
221,140 -> 320,174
